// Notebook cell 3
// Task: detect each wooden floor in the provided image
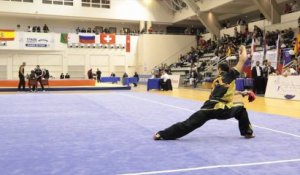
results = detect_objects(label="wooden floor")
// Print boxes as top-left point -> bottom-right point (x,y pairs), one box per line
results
1,85 -> 299,119
134,85 -> 300,119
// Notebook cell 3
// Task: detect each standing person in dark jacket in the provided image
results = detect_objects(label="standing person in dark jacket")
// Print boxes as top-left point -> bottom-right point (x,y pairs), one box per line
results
96,68 -> 102,83
252,61 -> 263,94
17,62 -> 26,91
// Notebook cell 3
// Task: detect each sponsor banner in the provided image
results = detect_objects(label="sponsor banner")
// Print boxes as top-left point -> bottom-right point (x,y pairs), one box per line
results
265,50 -> 278,68
169,75 -> 180,88
251,51 -> 264,68
23,33 -> 52,48
265,75 -> 300,101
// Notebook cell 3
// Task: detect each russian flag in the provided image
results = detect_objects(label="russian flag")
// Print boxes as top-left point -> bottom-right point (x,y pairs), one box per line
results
79,33 -> 95,44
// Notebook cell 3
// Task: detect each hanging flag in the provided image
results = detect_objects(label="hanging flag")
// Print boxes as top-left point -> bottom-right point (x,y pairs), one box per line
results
226,47 -> 231,57
60,33 -> 68,44
68,33 -> 79,44
263,33 -> 267,59
126,34 -> 130,52
0,29 -> 15,41
79,33 -> 95,44
250,37 -> 255,56
100,33 -> 115,44
276,34 -> 282,72
294,33 -> 300,54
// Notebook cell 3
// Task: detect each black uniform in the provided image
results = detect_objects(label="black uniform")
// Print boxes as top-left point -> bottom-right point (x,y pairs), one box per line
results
34,67 -> 44,91
157,68 -> 253,140
18,65 -> 25,91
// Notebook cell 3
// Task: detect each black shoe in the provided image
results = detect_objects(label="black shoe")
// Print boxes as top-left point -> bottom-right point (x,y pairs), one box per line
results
244,133 -> 255,139
153,133 -> 163,140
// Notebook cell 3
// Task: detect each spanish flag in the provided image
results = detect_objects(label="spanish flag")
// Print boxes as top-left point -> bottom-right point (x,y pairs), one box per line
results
226,47 -> 231,57
294,33 -> 300,54
0,29 -> 15,41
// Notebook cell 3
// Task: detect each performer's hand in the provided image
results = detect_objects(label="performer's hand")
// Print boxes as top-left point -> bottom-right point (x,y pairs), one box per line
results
247,91 -> 256,102
239,45 -> 247,62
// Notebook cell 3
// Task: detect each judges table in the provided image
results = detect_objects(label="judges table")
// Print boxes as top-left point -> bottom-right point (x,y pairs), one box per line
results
147,78 -> 161,91
235,78 -> 245,91
123,77 -> 138,86
235,78 -> 253,91
100,77 -> 120,83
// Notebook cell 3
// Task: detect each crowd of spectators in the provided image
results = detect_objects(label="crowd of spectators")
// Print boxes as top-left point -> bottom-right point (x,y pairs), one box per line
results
26,24 -> 49,33
284,0 -> 299,14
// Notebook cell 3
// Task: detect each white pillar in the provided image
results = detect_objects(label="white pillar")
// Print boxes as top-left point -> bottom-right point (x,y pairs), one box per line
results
146,21 -> 152,31
139,21 -> 145,32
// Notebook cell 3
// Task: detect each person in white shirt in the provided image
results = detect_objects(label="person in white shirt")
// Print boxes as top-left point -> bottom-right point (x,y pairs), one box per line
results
251,61 -> 263,94
160,70 -> 170,83
159,70 -> 171,90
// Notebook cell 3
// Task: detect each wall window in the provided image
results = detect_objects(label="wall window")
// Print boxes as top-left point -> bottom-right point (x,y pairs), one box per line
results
82,0 -> 110,9
42,0 -> 73,6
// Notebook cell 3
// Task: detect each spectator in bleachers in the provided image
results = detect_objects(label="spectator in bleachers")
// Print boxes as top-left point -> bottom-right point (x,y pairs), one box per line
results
65,73 -> 70,79
284,3 -> 292,13
252,61 -> 264,94
291,0 -> 299,12
37,26 -> 41,33
87,27 -> 92,33
27,26 -> 32,32
290,59 -> 299,75
60,73 -> 64,79
81,27 -> 86,33
189,70 -> 199,88
236,18 -> 246,26
76,27 -> 80,34
43,24 -> 49,33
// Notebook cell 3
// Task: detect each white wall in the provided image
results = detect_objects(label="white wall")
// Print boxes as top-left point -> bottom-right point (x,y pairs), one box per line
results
137,34 -> 196,74
0,0 -> 173,23
281,11 -> 300,23
248,19 -> 272,32
0,32 -> 196,79
0,32 -> 139,79
220,25 -> 246,37
0,16 -> 140,33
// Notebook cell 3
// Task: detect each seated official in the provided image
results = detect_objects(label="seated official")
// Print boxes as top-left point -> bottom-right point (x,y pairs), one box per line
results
87,69 -> 93,79
110,72 -> 116,77
65,73 -> 70,79
133,72 -> 139,87
189,70 -> 199,88
159,70 -> 172,91
60,73 -> 64,79
28,70 -> 37,92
